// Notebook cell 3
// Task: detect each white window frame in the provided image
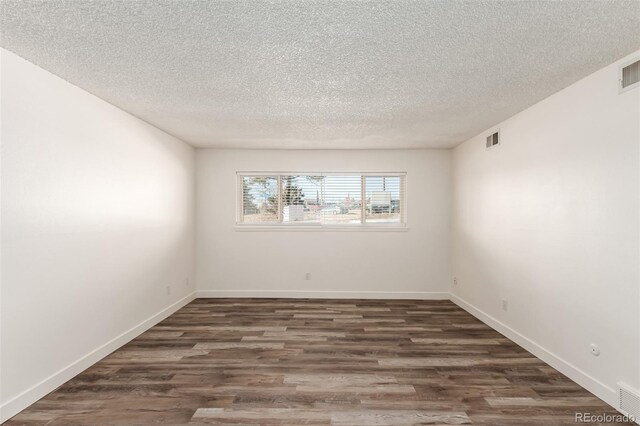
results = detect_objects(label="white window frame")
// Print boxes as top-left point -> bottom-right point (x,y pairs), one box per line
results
236,171 -> 408,231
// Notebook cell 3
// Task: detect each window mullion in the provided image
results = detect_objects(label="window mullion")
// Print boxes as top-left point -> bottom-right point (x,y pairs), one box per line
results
277,175 -> 283,223
361,175 -> 366,225
238,175 -> 244,224
401,175 -> 406,224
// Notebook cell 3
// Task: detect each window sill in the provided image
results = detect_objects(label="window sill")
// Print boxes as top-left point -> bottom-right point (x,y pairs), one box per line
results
234,224 -> 409,232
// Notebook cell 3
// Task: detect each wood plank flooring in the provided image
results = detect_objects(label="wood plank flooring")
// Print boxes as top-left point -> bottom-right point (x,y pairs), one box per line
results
6,299 -> 629,425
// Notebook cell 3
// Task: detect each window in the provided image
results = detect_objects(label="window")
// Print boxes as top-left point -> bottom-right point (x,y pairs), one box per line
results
238,173 -> 406,227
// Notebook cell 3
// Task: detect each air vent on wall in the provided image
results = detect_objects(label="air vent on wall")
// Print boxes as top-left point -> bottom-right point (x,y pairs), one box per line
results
620,58 -> 640,93
486,131 -> 499,149
619,383 -> 640,421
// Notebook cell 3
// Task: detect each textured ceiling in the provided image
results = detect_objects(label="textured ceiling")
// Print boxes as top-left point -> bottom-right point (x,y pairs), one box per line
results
1,1 -> 639,149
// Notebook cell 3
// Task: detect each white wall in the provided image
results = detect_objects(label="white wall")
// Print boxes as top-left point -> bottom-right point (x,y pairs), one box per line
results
196,149 -> 451,298
451,50 -> 640,408
0,49 -> 196,420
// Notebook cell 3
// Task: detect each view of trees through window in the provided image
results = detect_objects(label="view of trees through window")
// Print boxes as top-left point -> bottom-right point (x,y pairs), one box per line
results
240,174 -> 405,225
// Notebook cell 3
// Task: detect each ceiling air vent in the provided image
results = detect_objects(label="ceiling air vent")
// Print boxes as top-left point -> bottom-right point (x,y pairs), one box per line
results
619,383 -> 640,421
486,131 -> 499,149
620,58 -> 640,93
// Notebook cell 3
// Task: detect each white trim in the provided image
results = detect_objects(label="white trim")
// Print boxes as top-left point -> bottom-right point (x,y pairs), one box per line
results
449,293 -> 619,410
236,171 -> 407,177
0,292 -> 196,423
234,225 -> 409,232
196,290 -> 449,300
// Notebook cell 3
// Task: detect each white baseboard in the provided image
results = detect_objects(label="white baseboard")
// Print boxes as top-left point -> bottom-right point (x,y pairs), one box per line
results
0,292 -> 196,423
196,290 -> 450,300
449,293 -> 619,410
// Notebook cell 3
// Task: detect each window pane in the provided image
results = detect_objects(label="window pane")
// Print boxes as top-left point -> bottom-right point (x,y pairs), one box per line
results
282,176 -> 320,223
241,176 -> 278,223
320,175 -> 362,225
365,176 -> 402,224
278,175 -> 363,224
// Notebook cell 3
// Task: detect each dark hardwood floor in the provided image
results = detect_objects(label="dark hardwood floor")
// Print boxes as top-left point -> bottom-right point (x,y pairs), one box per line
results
6,299 -> 629,425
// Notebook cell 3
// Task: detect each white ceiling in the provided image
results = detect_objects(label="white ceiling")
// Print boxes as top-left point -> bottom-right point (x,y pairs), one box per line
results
1,1 -> 639,149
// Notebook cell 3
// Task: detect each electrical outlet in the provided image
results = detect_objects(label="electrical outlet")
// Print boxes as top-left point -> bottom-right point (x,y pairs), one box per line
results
305,272 -> 311,280
501,299 -> 508,311
166,285 -> 171,296
453,277 -> 458,286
